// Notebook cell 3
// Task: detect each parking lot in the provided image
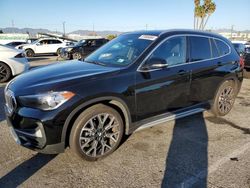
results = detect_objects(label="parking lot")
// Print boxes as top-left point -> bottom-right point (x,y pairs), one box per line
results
0,56 -> 249,188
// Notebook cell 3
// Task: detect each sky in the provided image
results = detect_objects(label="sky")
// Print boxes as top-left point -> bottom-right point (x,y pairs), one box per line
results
0,0 -> 250,32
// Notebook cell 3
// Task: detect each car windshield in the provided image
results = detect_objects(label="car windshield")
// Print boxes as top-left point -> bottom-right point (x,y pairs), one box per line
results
84,34 -> 157,67
75,39 -> 86,46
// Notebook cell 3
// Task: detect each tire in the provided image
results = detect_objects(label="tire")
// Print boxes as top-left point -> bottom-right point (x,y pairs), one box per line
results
72,52 -> 82,60
210,80 -> 236,116
0,62 -> 12,83
69,104 -> 124,161
25,49 -> 35,57
56,48 -> 62,56
243,69 -> 250,79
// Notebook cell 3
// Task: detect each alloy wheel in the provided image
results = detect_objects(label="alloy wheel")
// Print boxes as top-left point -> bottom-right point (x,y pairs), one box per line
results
79,113 -> 121,157
73,53 -> 82,60
0,64 -> 8,81
218,86 -> 235,114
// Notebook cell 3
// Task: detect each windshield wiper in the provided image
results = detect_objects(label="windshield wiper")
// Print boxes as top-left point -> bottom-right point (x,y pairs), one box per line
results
84,60 -> 106,66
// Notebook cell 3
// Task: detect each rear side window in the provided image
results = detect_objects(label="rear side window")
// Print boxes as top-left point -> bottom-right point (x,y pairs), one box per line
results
50,40 -> 62,44
215,40 -> 230,56
189,36 -> 211,62
210,39 -> 220,58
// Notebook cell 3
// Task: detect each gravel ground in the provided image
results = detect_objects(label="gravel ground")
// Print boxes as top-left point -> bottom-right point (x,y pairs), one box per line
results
0,57 -> 249,188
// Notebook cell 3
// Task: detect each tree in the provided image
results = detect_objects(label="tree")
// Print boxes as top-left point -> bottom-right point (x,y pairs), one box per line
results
194,0 -> 216,30
0,30 -> 3,34
106,34 -> 117,40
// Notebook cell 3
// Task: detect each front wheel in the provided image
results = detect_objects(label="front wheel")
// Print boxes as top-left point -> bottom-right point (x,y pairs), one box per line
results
25,49 -> 35,57
72,52 -> 82,60
0,62 -> 12,83
210,80 -> 236,116
69,104 -> 124,161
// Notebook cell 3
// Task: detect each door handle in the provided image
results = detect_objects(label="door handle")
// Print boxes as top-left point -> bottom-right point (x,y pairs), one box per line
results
178,70 -> 187,75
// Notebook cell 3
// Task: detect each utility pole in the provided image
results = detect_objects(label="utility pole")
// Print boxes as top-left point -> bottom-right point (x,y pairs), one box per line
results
92,23 -> 95,35
231,25 -> 234,39
11,20 -> 14,27
63,21 -> 66,36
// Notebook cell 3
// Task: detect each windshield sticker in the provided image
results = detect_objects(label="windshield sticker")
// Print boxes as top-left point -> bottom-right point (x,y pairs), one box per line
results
139,35 -> 158,41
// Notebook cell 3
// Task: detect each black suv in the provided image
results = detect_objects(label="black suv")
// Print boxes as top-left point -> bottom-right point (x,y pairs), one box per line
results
4,30 -> 243,161
232,43 -> 250,70
60,38 -> 108,60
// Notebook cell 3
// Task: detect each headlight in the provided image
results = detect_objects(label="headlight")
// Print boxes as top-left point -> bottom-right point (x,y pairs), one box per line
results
19,91 -> 75,110
65,47 -> 73,52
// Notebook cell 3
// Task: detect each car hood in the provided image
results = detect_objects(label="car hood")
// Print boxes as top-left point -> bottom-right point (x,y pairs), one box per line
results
7,60 -> 121,95
0,45 -> 23,53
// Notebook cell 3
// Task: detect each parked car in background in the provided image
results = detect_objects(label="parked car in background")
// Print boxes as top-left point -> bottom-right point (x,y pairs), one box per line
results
5,41 -> 27,48
17,38 -> 69,57
232,42 -> 246,55
0,44 -> 29,82
60,38 -> 109,60
4,30 -> 243,160
232,40 -> 250,48
232,42 -> 250,70
244,47 -> 250,70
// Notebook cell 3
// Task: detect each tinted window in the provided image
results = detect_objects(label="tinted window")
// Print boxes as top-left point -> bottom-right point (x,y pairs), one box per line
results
95,40 -> 105,46
215,40 -> 230,55
39,40 -> 49,45
190,36 -> 211,62
210,39 -> 220,58
50,40 -> 62,44
85,34 -> 154,66
146,36 -> 186,67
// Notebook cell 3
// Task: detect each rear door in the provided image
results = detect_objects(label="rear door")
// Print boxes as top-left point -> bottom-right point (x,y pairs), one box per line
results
135,36 -> 192,121
35,39 -> 49,53
49,39 -> 63,53
189,36 -> 230,104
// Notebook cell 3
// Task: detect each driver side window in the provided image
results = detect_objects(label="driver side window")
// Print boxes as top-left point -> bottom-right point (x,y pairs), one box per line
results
146,36 -> 187,67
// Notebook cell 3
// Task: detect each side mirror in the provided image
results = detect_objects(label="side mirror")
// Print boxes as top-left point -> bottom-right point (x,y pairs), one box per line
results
143,57 -> 168,70
36,42 -> 41,46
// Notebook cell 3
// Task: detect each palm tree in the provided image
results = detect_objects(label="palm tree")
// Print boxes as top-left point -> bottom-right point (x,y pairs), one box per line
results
202,2 -> 216,29
194,0 -> 200,29
194,0 -> 216,30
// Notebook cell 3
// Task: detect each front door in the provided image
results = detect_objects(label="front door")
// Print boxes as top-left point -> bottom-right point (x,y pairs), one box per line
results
135,36 -> 192,121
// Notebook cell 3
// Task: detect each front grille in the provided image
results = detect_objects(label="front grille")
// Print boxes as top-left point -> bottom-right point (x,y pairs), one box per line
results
5,89 -> 17,115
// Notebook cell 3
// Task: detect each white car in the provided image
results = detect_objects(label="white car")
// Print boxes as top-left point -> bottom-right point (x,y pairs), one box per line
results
0,44 -> 30,83
17,38 -> 68,57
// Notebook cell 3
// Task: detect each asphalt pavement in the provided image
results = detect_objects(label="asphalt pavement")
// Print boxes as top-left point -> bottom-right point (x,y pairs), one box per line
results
0,56 -> 249,188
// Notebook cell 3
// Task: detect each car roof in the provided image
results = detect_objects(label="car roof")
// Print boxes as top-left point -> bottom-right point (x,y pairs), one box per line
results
124,29 -> 227,40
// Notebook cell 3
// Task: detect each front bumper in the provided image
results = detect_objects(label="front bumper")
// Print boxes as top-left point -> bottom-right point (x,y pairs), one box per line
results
9,57 -> 30,75
59,50 -> 71,60
4,104 -> 66,154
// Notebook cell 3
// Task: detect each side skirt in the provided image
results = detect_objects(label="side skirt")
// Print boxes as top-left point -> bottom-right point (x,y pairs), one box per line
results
129,104 -> 208,134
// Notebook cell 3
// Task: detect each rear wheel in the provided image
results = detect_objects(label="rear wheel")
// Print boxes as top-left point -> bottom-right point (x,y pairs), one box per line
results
0,62 -> 12,83
210,80 -> 236,116
69,104 -> 124,161
243,69 -> 250,79
56,48 -> 62,56
25,49 -> 35,57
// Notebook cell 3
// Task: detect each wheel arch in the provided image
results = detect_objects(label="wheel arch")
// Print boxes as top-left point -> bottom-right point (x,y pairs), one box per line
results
61,96 -> 132,147
212,76 -> 240,103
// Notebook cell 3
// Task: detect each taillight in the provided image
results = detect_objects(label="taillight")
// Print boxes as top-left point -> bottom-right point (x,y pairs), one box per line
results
239,57 -> 245,68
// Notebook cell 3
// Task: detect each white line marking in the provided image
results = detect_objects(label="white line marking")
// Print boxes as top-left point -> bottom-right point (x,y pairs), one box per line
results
180,140 -> 250,188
